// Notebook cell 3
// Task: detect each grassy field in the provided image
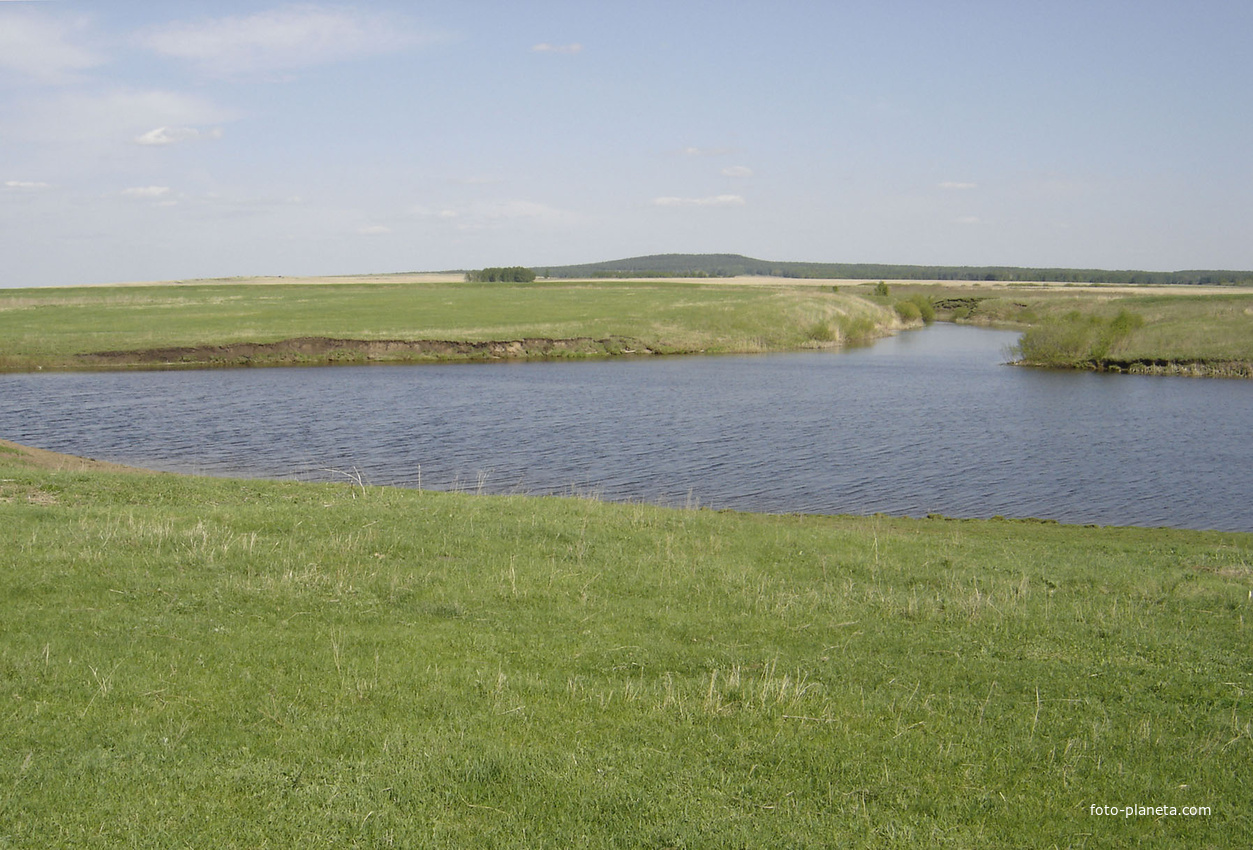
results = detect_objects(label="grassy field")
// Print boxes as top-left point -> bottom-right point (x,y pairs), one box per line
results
2,275 -> 1249,375
2,441 -> 1250,847
0,278 -> 894,371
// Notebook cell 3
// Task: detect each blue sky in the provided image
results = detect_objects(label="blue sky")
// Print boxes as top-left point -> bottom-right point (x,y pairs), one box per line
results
2,0 -> 1251,286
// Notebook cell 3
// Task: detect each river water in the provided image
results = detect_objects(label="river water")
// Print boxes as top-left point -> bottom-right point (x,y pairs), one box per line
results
2,325 -> 1250,531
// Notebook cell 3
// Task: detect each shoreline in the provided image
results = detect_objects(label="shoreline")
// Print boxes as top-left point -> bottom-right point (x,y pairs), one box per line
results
2,331 -> 897,374
1010,356 -> 1253,379
9,328 -> 1250,380
4,437 -> 1247,534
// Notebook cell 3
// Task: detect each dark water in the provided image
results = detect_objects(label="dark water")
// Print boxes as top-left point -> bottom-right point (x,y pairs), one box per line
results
2,324 -> 1251,531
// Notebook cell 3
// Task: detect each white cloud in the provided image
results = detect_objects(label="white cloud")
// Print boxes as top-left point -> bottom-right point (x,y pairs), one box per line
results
0,10 -> 102,83
356,224 -> 392,235
683,146 -> 732,157
953,215 -> 981,225
138,6 -> 438,78
122,186 -> 171,198
134,125 -> 224,146
652,194 -> 746,208
4,180 -> 52,191
721,166 -> 753,178
429,199 -> 576,231
532,42 -> 582,54
15,89 -> 236,145
939,181 -> 978,190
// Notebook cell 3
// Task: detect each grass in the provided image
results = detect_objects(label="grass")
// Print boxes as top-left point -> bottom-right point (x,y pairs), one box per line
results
2,442 -> 1250,846
0,279 -> 895,370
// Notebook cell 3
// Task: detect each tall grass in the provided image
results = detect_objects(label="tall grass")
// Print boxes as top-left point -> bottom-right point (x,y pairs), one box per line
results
1012,309 -> 1145,367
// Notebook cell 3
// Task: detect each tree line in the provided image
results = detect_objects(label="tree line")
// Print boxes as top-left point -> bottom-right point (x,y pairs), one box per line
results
537,254 -> 1253,286
466,267 -> 537,283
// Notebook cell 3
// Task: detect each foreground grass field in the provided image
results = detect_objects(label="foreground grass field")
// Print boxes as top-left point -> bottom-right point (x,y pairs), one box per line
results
0,278 -> 893,371
2,441 -> 1249,847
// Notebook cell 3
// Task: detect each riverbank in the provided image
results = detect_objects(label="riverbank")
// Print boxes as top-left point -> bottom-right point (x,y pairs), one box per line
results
3,274 -> 1250,376
919,285 -> 1253,378
0,278 -> 899,372
1,439 -> 1250,846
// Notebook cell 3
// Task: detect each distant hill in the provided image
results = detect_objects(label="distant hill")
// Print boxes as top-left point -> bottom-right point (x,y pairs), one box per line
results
537,254 -> 1253,286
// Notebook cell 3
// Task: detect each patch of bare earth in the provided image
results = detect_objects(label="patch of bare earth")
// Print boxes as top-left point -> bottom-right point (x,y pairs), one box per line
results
0,439 -> 153,474
76,336 -> 656,368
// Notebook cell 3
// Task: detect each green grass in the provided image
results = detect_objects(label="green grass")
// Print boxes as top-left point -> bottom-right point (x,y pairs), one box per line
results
0,280 -> 893,370
2,450 -> 1250,846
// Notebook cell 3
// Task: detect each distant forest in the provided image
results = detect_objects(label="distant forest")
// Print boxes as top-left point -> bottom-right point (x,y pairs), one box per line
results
537,254 -> 1253,286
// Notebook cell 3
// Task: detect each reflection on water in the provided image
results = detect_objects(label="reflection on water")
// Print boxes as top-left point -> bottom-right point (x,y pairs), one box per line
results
2,324 -> 1251,531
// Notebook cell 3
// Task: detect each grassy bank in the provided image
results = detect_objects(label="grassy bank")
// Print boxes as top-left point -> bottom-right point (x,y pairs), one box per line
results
2,441 -> 1250,846
899,284 -> 1253,377
0,279 -> 894,371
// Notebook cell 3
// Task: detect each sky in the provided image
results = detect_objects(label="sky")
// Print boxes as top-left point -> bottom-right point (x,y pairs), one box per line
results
2,0 -> 1252,286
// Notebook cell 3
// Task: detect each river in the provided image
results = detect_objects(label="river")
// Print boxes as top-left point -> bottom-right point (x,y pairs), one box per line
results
1,324 -> 1250,531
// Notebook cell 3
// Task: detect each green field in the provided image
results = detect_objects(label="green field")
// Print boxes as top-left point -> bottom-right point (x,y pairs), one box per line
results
0,279 -> 893,371
2,442 -> 1250,846
2,276 -> 1251,376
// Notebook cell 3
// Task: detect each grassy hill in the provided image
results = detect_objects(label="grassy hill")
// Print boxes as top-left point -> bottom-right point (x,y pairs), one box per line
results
539,254 -> 1253,286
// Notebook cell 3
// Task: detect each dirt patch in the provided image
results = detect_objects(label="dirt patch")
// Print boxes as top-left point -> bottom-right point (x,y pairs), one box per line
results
76,335 -> 658,369
1099,359 -> 1253,379
0,439 -> 154,474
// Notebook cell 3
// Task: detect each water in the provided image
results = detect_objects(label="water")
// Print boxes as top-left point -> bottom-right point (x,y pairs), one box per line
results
2,324 -> 1251,531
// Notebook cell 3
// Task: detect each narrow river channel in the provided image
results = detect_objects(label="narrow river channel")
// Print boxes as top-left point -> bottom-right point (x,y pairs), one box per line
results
2,324 -> 1250,531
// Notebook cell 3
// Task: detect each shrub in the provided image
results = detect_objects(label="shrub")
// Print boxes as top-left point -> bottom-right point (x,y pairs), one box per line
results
837,314 -> 879,345
806,321 -> 835,342
874,281 -> 891,297
1013,309 -> 1146,366
893,300 -> 922,322
906,293 -> 936,324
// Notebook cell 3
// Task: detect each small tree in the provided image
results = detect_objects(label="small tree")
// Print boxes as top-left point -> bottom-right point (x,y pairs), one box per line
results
874,281 -> 891,297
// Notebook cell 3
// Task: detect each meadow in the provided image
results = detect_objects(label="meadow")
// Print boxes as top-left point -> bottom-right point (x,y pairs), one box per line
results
1,441 -> 1249,847
3,275 -> 1249,376
0,278 -> 893,371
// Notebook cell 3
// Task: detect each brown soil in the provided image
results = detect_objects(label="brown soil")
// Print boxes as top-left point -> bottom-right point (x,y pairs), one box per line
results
76,335 -> 658,369
0,438 -> 153,474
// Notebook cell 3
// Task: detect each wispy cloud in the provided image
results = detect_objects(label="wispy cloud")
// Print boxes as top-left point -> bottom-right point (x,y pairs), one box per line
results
14,89 -> 236,146
653,194 -> 746,208
4,180 -> 52,191
134,125 -> 224,146
682,146 -> 732,157
953,215 -> 981,225
122,186 -> 171,198
137,6 -> 439,78
356,224 -> 392,235
0,9 -> 102,83
938,181 -> 978,190
423,199 -> 577,231
532,42 -> 582,54
721,166 -> 753,178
